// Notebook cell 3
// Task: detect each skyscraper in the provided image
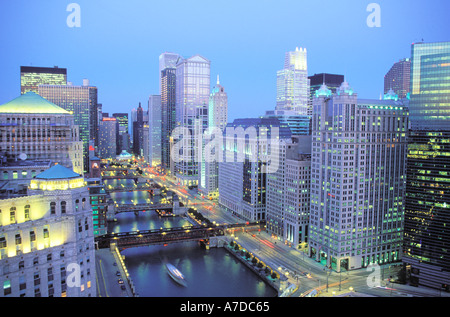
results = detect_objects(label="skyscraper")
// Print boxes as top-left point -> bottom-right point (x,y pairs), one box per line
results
403,41 -> 450,291
384,58 -> 411,99
98,117 -> 117,159
199,76 -> 228,198
174,55 -> 211,186
309,82 -> 409,272
20,66 -> 67,95
38,80 -> 98,172
160,53 -> 180,171
132,103 -> 144,157
112,113 -> 130,154
276,47 -> 310,115
218,118 -> 292,222
266,135 -> 311,248
148,95 -> 162,167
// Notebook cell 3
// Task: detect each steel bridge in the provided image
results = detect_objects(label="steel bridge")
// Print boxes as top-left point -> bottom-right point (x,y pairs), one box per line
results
114,203 -> 173,214
95,222 -> 265,249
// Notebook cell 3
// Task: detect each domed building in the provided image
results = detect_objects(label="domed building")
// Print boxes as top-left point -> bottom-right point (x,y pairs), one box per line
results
0,164 -> 96,297
0,92 -> 84,174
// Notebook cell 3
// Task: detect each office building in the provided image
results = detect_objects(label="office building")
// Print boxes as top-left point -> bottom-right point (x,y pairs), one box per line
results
112,113 -> 129,154
0,92 -> 84,174
384,58 -> 411,99
174,55 -> 211,186
132,103 -> 145,157
403,41 -> 450,291
148,95 -> 162,167
20,66 -> 67,95
266,135 -> 311,249
308,82 -> 409,272
276,47 -> 310,115
160,53 -> 180,171
0,164 -> 96,297
38,80 -> 99,172
199,76 -> 228,198
218,118 -> 292,222
98,117 -> 117,159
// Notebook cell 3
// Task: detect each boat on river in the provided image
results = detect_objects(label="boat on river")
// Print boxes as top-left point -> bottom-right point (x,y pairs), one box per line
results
165,263 -> 187,287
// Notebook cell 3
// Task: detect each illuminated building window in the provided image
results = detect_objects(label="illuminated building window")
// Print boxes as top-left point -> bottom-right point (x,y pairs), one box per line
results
15,234 -> 22,245
24,205 -> 30,220
43,228 -> 49,239
10,207 -> 16,222
3,280 -> 11,296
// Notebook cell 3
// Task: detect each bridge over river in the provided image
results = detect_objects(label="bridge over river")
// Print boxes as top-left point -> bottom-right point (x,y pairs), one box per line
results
95,222 -> 265,249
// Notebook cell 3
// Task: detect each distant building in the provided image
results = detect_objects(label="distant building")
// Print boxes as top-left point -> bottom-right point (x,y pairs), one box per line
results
384,58 -> 411,99
38,80 -> 99,172
132,103 -> 144,157
263,110 -> 311,136
160,53 -> 180,171
0,92 -> 84,174
276,47 -> 310,115
98,117 -> 117,159
112,113 -> 129,154
20,66 -> 67,95
148,95 -> 162,167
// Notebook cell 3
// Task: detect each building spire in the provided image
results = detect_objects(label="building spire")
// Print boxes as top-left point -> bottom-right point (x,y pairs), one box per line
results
217,74 -> 220,85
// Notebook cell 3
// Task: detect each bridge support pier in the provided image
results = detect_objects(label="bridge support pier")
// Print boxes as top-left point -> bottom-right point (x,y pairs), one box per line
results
199,239 -> 210,250
134,211 -> 139,216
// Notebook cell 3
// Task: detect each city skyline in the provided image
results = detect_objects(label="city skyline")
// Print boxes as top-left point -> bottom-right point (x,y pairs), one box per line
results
0,0 -> 448,121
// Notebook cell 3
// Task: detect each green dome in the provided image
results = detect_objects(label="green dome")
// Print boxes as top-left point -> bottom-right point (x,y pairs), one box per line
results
0,92 -> 70,114
35,164 -> 81,180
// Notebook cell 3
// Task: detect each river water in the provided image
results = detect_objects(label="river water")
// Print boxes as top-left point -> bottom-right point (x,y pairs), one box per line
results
106,181 -> 277,297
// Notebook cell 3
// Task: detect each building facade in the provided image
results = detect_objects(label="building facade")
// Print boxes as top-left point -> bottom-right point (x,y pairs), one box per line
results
20,66 -> 67,95
160,53 -> 180,171
0,164 -> 96,297
384,58 -> 411,100
403,41 -> 450,291
38,80 -> 98,172
174,55 -> 211,186
276,47 -> 310,115
148,95 -> 162,167
0,92 -> 84,174
308,82 -> 409,272
98,117 -> 117,159
199,77 -> 228,198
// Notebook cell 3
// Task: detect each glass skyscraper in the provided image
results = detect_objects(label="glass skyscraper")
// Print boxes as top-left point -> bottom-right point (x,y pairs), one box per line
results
174,55 -> 211,186
384,58 -> 411,99
38,81 -> 98,172
403,41 -> 450,291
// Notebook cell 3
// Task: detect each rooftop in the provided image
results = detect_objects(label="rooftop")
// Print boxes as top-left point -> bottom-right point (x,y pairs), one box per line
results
35,164 -> 81,180
0,92 -> 70,114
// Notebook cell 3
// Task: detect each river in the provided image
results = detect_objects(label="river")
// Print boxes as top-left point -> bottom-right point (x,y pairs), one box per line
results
106,181 -> 277,297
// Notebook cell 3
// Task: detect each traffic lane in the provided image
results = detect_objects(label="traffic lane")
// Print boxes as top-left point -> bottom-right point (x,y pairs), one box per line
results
95,249 -> 131,297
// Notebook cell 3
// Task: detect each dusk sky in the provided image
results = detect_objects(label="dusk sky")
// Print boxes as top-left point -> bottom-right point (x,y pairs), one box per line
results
0,0 -> 448,121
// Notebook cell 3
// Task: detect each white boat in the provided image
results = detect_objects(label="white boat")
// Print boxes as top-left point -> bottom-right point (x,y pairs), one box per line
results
165,263 -> 187,287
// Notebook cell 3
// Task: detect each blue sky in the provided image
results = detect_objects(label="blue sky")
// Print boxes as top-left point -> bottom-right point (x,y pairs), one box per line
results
0,0 -> 448,121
